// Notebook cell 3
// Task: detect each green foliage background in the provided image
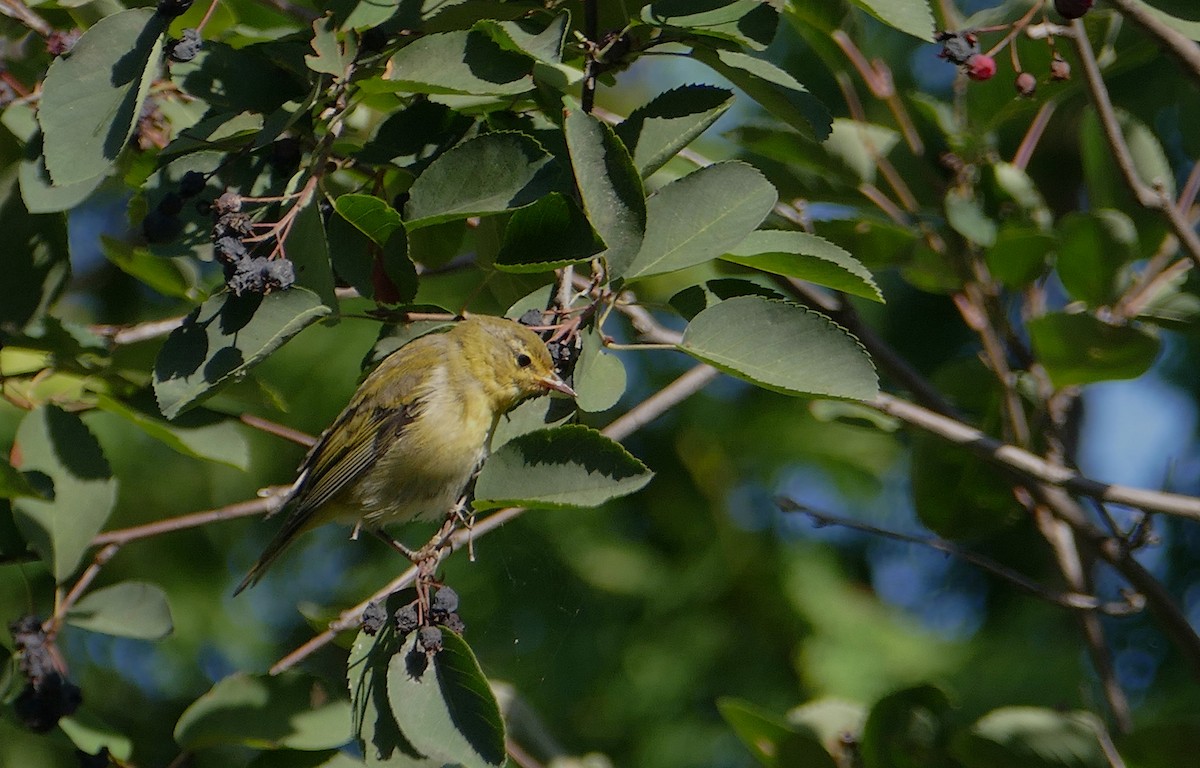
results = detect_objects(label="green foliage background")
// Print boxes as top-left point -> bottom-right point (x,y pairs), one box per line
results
3,0 -> 1200,767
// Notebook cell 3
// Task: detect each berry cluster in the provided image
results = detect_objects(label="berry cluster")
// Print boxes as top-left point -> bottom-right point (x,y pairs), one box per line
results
9,616 -> 82,733
518,309 -> 581,382
362,587 -> 465,655
209,191 -> 296,296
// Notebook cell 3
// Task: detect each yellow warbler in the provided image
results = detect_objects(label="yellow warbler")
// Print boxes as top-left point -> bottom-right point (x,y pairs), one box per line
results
234,315 -> 574,594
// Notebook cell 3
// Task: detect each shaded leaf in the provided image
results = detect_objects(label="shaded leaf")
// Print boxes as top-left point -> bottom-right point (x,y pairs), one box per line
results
405,132 -> 559,227
722,230 -> 883,302
822,119 -> 902,184
100,237 -> 196,300
348,625 -> 439,767
625,162 -> 777,280
984,226 -> 1054,288
287,202 -> 339,314
93,395 -> 250,470
66,581 -> 173,640
0,169 -> 70,330
945,189 -> 997,247
386,30 -> 533,95
1056,210 -> 1136,306
616,85 -> 734,178
670,278 -> 785,321
1028,313 -> 1159,387
572,327 -> 626,413
861,685 -> 953,768
153,288 -> 331,419
39,9 -> 167,186
690,47 -> 832,140
952,707 -> 1108,768
59,708 -> 133,761
175,673 -> 352,750
387,631 -> 506,768
679,296 -> 878,400
474,13 -> 568,64
717,697 -> 835,768
474,425 -> 653,510
642,0 -> 779,51
495,192 -> 605,272
11,406 -> 117,582
564,110 -> 646,279
334,194 -> 403,246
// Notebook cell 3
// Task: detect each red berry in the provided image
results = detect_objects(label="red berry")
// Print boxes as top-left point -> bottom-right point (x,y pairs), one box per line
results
1054,0 -> 1094,20
965,54 -> 996,82
1015,72 -> 1037,97
1049,54 -> 1071,81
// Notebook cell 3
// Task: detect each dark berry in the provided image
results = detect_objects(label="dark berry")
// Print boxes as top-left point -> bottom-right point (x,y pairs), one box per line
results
143,209 -> 182,243
271,137 -> 302,172
1050,54 -> 1071,81
263,259 -> 296,292
156,0 -> 194,19
214,212 -> 253,239
1054,0 -> 1094,20
169,29 -> 202,63
228,257 -> 269,296
214,236 -> 247,264
418,626 -> 443,653
439,612 -> 465,635
214,191 -> 242,214
361,601 -> 386,635
1015,72 -> 1037,97
179,171 -> 206,198
431,587 -> 458,614
45,30 -> 81,57
361,27 -> 388,53
965,54 -> 996,82
158,192 -> 184,215
14,673 -> 81,733
935,29 -> 980,66
395,603 -> 420,635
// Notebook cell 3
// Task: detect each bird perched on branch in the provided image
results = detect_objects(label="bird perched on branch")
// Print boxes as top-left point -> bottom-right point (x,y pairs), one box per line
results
235,315 -> 575,595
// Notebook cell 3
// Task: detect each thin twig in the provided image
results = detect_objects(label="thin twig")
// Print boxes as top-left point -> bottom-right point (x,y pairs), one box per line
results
1107,0 -> 1200,84
240,414 -> 317,448
777,498 -> 1143,616
92,495 -> 284,547
45,543 -> 121,638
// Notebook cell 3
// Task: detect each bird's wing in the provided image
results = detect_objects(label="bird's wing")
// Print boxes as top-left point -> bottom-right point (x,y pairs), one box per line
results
288,400 -> 416,517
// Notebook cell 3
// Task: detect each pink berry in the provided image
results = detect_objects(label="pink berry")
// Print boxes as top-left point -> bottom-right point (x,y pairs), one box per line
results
965,54 -> 996,82
1015,72 -> 1037,97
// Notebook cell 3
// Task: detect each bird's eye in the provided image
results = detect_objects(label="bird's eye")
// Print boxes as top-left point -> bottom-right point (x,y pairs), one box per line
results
516,353 -> 533,368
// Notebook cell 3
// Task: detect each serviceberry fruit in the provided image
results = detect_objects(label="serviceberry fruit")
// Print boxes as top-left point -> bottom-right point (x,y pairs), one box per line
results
361,601 -> 387,635
179,171 -> 206,198
418,626 -> 443,653
1015,72 -> 1037,97
1050,54 -> 1071,81
965,54 -> 996,81
1054,0 -> 1094,20
935,29 -> 980,66
431,587 -> 459,614
395,603 -> 420,635
156,0 -> 194,18
169,29 -> 202,63
439,612 -> 465,635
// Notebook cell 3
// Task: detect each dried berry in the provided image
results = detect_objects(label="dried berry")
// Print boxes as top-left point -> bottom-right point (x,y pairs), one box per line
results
264,259 -> 296,292
361,601 -> 387,635
214,236 -> 248,265
169,28 -> 202,63
214,191 -> 242,215
156,0 -> 194,19
45,30 -> 81,57
935,29 -> 980,66
395,603 -> 420,635
179,171 -> 206,198
439,612 -> 465,635
418,626 -> 443,653
431,586 -> 459,615
1050,54 -> 1071,81
214,212 -> 254,239
965,54 -> 996,82
14,673 -> 81,733
1054,0 -> 1094,20
1015,72 -> 1037,97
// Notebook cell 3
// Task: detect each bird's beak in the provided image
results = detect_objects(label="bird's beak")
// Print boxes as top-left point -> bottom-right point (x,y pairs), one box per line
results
540,375 -> 576,397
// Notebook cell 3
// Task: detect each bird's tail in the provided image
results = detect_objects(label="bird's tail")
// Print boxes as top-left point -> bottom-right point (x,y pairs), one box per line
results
233,509 -> 309,596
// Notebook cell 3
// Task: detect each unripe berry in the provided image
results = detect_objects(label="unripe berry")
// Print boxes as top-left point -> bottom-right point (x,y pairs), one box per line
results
1015,72 -> 1037,97
965,54 -> 996,82
1054,0 -> 1094,20
1050,54 -> 1071,81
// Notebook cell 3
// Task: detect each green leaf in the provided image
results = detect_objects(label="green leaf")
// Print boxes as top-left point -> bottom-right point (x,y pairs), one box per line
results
847,0 -> 935,41
65,581 -> 173,640
93,395 -> 250,470
787,699 -> 868,766
11,406 -> 117,582
1027,313 -> 1159,388
861,685 -> 953,768
59,708 -> 133,761
495,192 -> 605,272
616,85 -> 734,178
945,189 -> 997,247
0,169 -> 70,330
1056,210 -> 1136,306
0,457 -> 40,500
690,47 -> 832,140
680,296 -> 878,400
822,119 -> 902,184
473,13 -> 569,64
490,395 -> 576,450
348,609 -> 441,767
625,162 -> 777,280
287,202 -> 339,314
474,425 -> 653,510
100,236 -> 196,300
572,327 -> 627,413
19,132 -> 105,214
951,707 -> 1108,768
1118,718 -> 1200,768
564,110 -> 646,279
722,230 -> 883,302
984,226 -> 1054,288
175,673 -> 352,750
334,194 -> 404,246
670,278 -> 785,321
386,30 -> 533,95
405,132 -> 559,227
717,697 -> 834,768
1131,0 -> 1200,40
39,9 -> 167,186
387,631 -> 506,768
153,288 -> 332,419
643,0 -> 779,51
306,15 -> 347,76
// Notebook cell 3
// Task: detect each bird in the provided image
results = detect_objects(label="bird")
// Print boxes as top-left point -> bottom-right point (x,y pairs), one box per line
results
234,315 -> 575,595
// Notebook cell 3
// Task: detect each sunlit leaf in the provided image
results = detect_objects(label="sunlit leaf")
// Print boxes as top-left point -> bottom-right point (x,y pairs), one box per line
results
1028,313 -> 1159,387
66,581 -> 173,640
722,230 -> 883,302
951,707 -> 1108,768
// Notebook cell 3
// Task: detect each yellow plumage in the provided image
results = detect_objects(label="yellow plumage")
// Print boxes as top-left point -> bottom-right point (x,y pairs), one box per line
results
234,315 -> 573,594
